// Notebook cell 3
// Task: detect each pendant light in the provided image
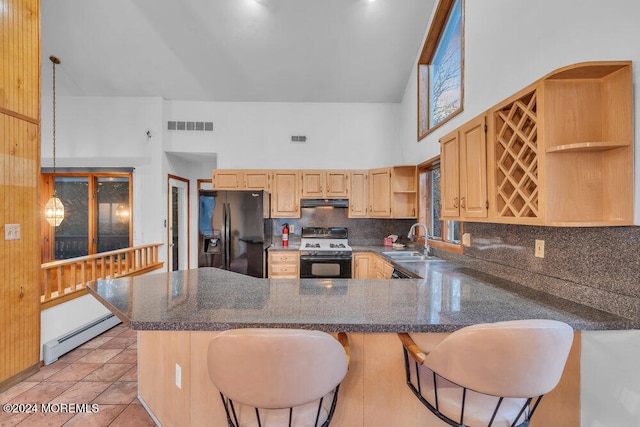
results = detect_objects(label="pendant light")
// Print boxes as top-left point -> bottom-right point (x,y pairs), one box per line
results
44,55 -> 65,227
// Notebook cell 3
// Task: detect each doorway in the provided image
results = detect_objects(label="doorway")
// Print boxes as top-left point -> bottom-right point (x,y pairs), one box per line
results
168,175 -> 190,271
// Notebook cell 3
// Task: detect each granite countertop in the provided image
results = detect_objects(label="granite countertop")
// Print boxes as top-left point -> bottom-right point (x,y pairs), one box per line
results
87,261 -> 636,333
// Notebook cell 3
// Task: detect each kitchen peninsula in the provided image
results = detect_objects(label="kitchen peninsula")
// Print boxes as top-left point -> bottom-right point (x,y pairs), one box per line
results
88,258 -> 634,427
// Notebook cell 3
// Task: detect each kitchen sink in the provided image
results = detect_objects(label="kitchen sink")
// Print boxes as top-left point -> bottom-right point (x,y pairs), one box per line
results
382,251 -> 428,261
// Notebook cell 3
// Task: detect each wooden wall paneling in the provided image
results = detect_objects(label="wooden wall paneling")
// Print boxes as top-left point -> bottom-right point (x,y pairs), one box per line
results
0,0 -> 41,389
0,0 -> 40,122
0,116 -> 40,387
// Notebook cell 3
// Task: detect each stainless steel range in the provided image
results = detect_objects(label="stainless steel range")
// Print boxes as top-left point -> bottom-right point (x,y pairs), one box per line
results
299,227 -> 352,278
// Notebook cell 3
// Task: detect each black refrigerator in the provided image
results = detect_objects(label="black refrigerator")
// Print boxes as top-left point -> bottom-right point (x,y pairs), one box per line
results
198,190 -> 272,278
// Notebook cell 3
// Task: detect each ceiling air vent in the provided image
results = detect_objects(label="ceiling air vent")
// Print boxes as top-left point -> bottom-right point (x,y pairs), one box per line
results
168,121 -> 214,132
290,135 -> 307,143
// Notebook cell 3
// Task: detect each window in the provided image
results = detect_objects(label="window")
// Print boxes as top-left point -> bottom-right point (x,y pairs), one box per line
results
419,157 -> 463,253
418,0 -> 464,139
41,171 -> 132,261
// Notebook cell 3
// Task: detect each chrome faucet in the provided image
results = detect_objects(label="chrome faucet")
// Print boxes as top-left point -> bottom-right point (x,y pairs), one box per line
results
407,223 -> 433,256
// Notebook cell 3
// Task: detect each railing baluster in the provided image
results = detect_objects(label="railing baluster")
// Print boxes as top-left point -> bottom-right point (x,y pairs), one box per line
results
56,266 -> 63,297
41,244 -> 163,306
71,262 -> 77,291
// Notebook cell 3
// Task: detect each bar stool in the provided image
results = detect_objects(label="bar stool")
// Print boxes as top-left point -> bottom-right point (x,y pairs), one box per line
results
398,319 -> 573,427
207,328 -> 350,427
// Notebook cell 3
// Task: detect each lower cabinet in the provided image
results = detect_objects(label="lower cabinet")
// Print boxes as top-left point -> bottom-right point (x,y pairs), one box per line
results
268,251 -> 299,278
353,252 -> 392,279
353,252 -> 373,278
373,255 -> 393,279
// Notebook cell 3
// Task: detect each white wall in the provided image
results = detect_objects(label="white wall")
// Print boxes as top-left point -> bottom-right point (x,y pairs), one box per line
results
398,0 -> 640,224
41,97 -> 403,272
165,101 -> 401,169
40,294 -> 112,360
582,331 -> 640,426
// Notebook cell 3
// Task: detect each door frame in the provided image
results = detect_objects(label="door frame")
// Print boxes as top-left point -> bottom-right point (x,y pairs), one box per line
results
167,174 -> 190,271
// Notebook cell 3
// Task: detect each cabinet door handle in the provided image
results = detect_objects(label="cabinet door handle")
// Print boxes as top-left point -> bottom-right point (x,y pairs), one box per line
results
460,197 -> 466,208
453,197 -> 459,208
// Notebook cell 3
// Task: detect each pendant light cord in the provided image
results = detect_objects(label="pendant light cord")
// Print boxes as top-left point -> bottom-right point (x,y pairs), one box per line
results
50,56 -> 60,196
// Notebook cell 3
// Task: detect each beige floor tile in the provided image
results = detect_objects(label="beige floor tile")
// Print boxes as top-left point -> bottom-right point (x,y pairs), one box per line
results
50,381 -> 111,404
107,350 -> 137,365
92,382 -> 138,405
52,404 -> 126,427
45,363 -> 102,382
0,382 -> 40,404
118,365 -> 138,382
109,403 -> 155,427
100,325 -> 128,337
8,382 -> 75,405
82,364 -> 134,382
76,349 -> 123,364
58,348 -> 94,364
79,336 -> 114,350
15,409 -> 75,426
98,337 -> 136,350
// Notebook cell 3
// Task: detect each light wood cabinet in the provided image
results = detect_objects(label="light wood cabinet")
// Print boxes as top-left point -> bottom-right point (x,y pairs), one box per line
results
348,171 -> 368,218
373,255 -> 393,279
489,61 -> 633,226
439,61 -> 634,227
268,251 -> 299,278
212,170 -> 242,190
440,115 -> 488,220
300,170 -> 348,199
369,166 -> 417,219
368,168 -> 392,218
271,170 -> 300,218
352,252 -> 373,278
391,165 -> 418,218
243,170 -> 271,191
212,170 -> 270,191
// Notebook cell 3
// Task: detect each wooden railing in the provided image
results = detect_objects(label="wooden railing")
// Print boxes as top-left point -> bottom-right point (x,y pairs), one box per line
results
41,244 -> 164,309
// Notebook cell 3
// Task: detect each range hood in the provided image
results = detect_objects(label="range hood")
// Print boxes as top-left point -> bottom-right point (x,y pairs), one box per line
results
300,199 -> 349,208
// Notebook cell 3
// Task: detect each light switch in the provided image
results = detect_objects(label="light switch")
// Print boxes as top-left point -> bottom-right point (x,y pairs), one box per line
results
5,224 -> 20,240
535,239 -> 545,258
462,233 -> 471,247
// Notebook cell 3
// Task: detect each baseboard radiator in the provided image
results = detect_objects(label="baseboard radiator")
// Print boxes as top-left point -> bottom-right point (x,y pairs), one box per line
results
43,313 -> 122,365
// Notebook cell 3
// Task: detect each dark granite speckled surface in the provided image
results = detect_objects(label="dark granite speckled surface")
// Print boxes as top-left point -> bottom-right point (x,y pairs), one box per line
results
88,263 -> 636,333
438,223 -> 640,321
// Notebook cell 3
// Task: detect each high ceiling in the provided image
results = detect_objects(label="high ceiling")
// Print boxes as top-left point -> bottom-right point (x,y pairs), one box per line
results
41,0 -> 436,103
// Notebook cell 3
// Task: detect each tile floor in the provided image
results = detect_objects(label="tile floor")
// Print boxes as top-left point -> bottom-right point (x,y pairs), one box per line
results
0,324 -> 156,427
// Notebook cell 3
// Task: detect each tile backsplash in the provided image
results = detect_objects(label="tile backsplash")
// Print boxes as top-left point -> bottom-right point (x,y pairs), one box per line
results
436,223 -> 640,321
270,207 -> 416,246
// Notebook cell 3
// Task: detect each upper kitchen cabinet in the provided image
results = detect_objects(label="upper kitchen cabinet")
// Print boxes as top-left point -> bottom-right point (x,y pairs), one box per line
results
300,170 -> 348,199
272,170 -> 300,218
440,115 -> 488,220
212,170 -> 271,191
212,170 -> 242,190
390,166 -> 418,218
368,168 -> 392,217
244,170 -> 272,191
489,61 -> 633,226
368,166 -> 417,219
348,170 -> 368,218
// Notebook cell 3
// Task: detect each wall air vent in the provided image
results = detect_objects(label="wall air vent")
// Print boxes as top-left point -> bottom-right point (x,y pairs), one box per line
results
290,135 -> 307,143
168,121 -> 214,132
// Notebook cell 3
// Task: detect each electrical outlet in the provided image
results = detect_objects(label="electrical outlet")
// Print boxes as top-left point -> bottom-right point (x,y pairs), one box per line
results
5,224 -> 20,240
535,239 -> 545,258
462,233 -> 471,247
175,363 -> 182,389
289,224 -> 295,234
